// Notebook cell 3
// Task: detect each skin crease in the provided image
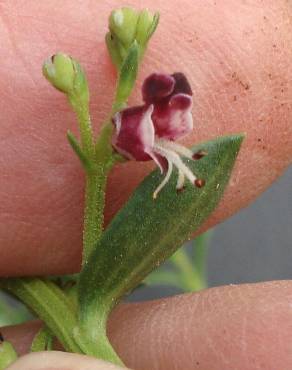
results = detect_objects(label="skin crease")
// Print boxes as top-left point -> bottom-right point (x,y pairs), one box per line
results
0,0 -> 291,369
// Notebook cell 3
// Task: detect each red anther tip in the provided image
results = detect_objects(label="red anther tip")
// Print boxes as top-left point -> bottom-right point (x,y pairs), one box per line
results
192,150 -> 208,160
176,186 -> 186,194
195,179 -> 206,188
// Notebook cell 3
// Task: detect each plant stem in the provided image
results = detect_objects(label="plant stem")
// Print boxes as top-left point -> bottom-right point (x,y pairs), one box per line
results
193,230 -> 213,286
69,96 -> 115,264
171,248 -> 206,292
0,340 -> 18,370
31,326 -> 53,352
83,167 -> 107,263
74,103 -> 95,159
0,278 -> 82,354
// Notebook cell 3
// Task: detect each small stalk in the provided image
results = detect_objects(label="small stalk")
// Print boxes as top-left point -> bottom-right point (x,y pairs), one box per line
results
171,248 -> 207,292
0,338 -> 18,370
0,278 -> 82,354
83,166 -> 108,263
193,230 -> 213,286
31,326 -> 53,352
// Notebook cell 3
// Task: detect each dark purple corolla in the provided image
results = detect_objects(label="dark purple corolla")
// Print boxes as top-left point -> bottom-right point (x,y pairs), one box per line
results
112,72 -> 205,198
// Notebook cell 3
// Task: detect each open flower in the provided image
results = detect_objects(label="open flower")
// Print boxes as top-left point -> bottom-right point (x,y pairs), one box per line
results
112,72 -> 205,198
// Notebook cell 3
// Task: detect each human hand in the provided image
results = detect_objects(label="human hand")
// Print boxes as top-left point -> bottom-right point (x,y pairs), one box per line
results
1,0 -> 292,369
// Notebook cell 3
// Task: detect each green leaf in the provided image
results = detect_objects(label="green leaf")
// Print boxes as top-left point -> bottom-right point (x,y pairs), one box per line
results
114,41 -> 139,111
79,135 -> 244,322
67,131 -> 93,172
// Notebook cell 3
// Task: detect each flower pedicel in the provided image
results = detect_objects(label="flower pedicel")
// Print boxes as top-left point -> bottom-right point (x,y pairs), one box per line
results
112,72 -> 206,198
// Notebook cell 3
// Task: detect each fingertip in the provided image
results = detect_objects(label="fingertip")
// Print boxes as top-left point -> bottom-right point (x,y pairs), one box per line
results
108,280 -> 292,370
7,351 -> 127,370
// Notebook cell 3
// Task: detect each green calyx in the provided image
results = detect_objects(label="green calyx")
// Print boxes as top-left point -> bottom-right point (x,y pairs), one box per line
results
42,53 -> 89,104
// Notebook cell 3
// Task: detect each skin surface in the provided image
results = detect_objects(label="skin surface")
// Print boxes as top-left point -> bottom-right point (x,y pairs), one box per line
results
0,0 -> 291,369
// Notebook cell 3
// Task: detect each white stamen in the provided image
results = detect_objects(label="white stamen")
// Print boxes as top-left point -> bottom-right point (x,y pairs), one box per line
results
176,169 -> 185,190
153,159 -> 173,199
154,144 -> 197,185
155,138 -> 194,159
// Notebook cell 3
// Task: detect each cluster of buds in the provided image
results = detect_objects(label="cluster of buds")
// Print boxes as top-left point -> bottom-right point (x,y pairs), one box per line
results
106,7 -> 159,69
112,72 -> 206,198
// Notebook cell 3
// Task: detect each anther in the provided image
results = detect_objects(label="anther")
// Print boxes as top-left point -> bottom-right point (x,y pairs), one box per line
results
176,186 -> 186,194
192,150 -> 208,160
195,179 -> 206,188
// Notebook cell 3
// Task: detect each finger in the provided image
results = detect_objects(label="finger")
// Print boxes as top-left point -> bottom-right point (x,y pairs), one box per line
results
0,0 -> 291,276
7,351 -> 127,370
3,281 -> 292,369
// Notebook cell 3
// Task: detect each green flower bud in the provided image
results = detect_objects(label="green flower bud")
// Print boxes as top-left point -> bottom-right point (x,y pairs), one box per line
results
109,8 -> 139,48
43,53 -> 75,93
42,53 -> 89,104
136,10 -> 158,46
107,8 -> 159,70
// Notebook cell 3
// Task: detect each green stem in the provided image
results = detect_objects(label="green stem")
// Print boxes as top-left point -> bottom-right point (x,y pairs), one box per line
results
82,121 -> 116,264
31,326 -> 53,352
0,340 -> 18,370
83,168 -> 107,263
73,102 -> 95,159
0,278 -> 82,354
193,230 -> 213,286
0,278 -> 123,365
77,331 -> 123,366
171,248 -> 206,292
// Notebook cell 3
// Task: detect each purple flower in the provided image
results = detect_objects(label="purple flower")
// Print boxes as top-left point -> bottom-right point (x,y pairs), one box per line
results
112,72 -> 205,198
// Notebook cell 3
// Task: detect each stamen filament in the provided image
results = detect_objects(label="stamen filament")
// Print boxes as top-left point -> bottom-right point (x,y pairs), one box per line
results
154,144 -> 197,185
155,138 -> 193,159
176,169 -> 185,190
153,159 -> 173,199
147,151 -> 164,173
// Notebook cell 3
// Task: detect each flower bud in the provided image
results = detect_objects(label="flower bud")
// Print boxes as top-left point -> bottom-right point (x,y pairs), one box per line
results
107,8 -> 159,69
109,8 -> 139,48
42,53 -> 89,104
135,10 -> 158,46
43,53 -> 75,93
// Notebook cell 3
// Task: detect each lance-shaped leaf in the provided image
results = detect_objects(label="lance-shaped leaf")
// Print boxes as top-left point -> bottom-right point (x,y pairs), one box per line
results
79,134 -> 244,322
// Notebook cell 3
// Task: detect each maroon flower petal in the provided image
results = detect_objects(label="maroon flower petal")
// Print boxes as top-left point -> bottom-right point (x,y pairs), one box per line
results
112,105 -> 155,161
152,93 -> 193,140
169,93 -> 192,110
172,72 -> 193,96
142,73 -> 175,104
